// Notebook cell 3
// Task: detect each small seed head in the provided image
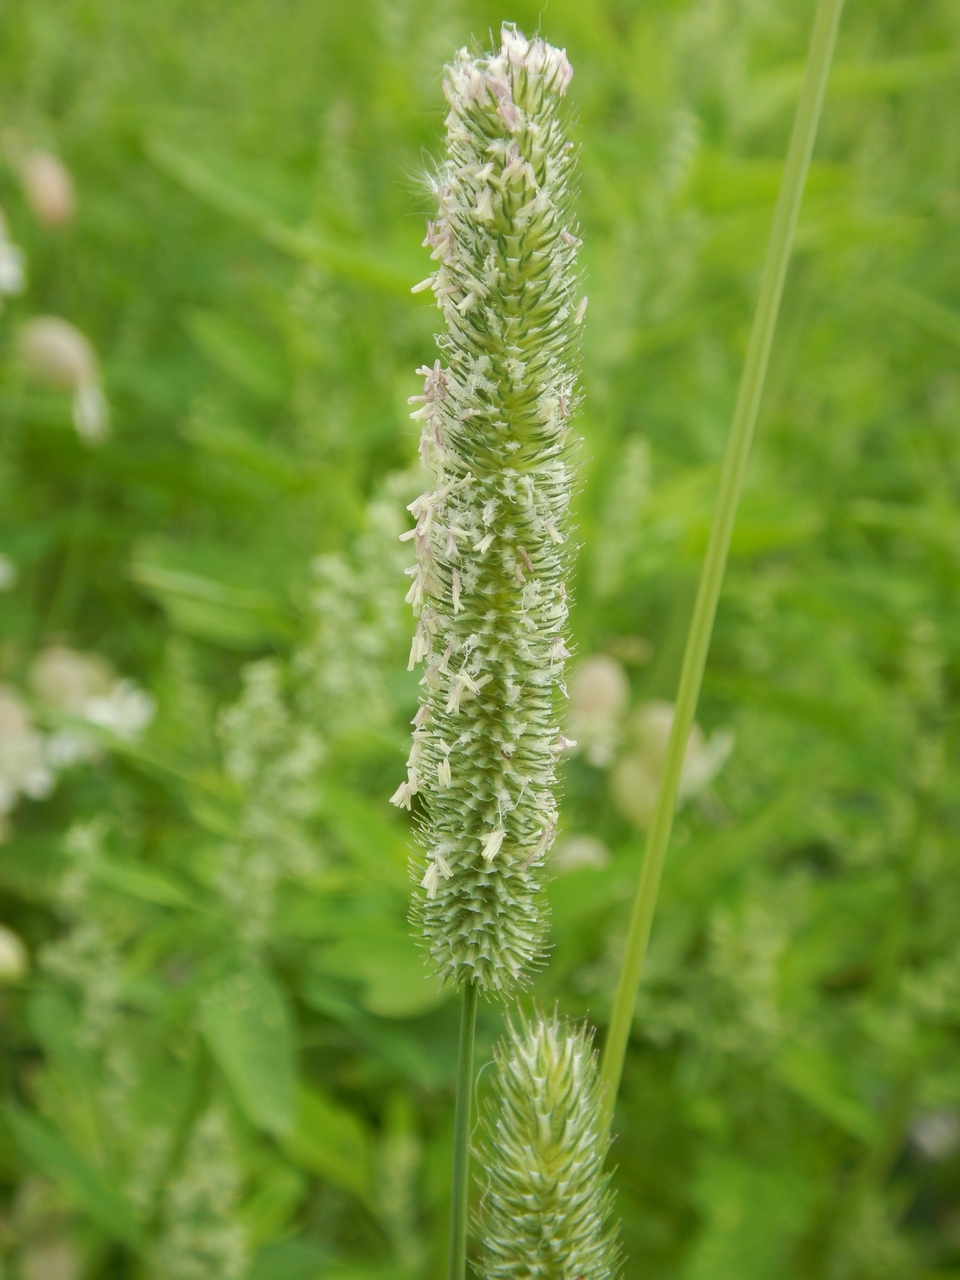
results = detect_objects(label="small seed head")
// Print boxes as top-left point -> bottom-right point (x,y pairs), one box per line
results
475,1012 -> 622,1280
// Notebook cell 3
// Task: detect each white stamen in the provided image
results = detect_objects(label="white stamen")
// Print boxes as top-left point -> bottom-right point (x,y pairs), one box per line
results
420,862 -> 441,898
390,781 -> 414,810
445,671 -> 481,715
481,827 -> 506,863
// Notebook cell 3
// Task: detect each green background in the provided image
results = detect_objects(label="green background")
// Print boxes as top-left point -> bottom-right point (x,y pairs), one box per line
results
0,0 -> 959,1276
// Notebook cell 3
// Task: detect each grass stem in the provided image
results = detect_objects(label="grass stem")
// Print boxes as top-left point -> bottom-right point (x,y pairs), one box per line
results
448,980 -> 478,1280
598,0 -> 845,1129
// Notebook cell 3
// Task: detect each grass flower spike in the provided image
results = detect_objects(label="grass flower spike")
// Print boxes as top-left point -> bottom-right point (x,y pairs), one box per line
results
476,1013 -> 621,1280
395,24 -> 582,995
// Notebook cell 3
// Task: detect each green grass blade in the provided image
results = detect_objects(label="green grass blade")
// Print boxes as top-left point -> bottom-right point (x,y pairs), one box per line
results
599,0 -> 846,1128
448,982 -> 478,1280
145,135 -> 419,296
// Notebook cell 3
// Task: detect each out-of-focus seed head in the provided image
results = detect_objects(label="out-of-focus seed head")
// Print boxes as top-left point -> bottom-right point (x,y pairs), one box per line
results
394,25 -> 583,994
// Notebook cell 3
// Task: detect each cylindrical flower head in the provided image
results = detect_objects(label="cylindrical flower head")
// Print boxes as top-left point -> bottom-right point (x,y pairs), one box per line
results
476,1013 -> 621,1280
392,25 -> 583,994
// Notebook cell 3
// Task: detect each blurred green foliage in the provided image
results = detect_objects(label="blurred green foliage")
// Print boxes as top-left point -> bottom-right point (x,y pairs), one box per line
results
0,0 -> 959,1276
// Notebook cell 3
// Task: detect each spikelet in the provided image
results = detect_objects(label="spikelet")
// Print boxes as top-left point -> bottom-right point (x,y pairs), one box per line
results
394,24 -> 583,994
475,1013 -> 621,1280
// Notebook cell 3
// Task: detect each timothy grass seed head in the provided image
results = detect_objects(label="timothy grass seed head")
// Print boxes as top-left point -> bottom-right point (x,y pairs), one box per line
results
394,24 -> 583,994
476,1011 -> 621,1280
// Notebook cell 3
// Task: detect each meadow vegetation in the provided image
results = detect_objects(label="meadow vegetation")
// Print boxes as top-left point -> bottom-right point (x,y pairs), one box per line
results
0,1 -> 959,1277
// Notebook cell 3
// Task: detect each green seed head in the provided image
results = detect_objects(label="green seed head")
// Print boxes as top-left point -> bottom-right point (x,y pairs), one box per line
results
476,1012 -> 622,1280
393,25 -> 583,994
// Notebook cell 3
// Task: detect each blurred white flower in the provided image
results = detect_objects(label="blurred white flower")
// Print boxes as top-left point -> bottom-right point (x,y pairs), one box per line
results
610,753 -> 661,831
72,380 -> 109,444
82,679 -> 155,740
0,686 -> 54,816
0,686 -> 51,843
30,645 -> 113,710
0,652 -> 153,840
22,1237 -> 80,1280
0,552 -> 17,590
19,151 -> 77,228
18,316 -> 95,388
0,207 -> 26,301
16,317 -> 109,444
0,924 -> 28,982
552,834 -> 610,873
30,645 -> 154,756
568,655 -> 630,767
611,700 -> 733,829
682,724 -> 736,796
0,241 -> 25,295
44,728 -> 98,770
911,1110 -> 960,1161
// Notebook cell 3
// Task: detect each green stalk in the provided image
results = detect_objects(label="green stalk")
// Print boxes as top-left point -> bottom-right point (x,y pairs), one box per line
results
599,0 -> 845,1128
448,981 -> 478,1280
